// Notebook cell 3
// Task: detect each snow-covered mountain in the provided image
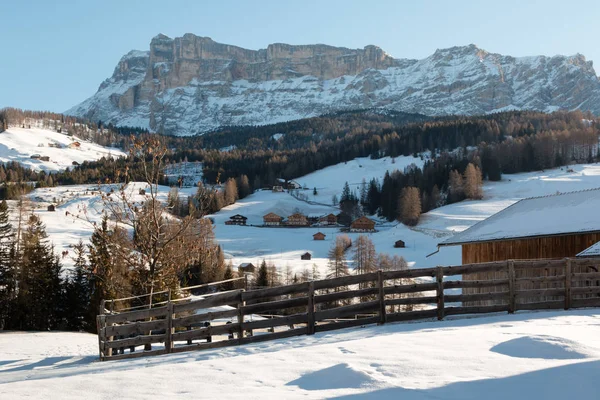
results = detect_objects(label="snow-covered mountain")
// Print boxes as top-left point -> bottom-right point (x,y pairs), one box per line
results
67,33 -> 600,136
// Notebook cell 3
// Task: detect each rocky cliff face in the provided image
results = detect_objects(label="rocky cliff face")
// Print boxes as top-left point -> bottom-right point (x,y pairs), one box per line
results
67,34 -> 600,136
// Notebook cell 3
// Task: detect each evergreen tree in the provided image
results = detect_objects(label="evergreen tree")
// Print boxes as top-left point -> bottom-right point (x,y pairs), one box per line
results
63,240 -> 92,331
255,260 -> 269,288
0,200 -> 14,329
220,263 -> 235,291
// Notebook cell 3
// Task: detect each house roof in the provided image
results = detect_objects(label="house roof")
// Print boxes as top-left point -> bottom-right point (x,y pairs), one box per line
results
313,232 -> 326,237
263,212 -> 282,219
439,188 -> 600,247
577,241 -> 600,258
230,214 -> 247,219
288,213 -> 306,219
351,216 -> 375,225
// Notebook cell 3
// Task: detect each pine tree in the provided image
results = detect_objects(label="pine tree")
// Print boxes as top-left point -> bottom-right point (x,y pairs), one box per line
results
255,260 -> 269,288
16,214 -> 62,330
220,263 -> 235,291
64,240 -> 92,331
0,200 -> 14,329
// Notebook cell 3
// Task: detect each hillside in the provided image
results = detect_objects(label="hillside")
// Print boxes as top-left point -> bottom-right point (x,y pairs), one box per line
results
1,309 -> 599,398
67,33 -> 600,135
21,157 -> 600,275
0,126 -> 126,172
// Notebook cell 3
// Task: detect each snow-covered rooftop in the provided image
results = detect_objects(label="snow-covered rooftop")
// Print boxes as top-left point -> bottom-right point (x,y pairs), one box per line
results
440,188 -> 600,246
577,241 -> 600,258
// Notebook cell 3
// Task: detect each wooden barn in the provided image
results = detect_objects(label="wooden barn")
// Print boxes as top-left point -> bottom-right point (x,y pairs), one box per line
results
394,240 -> 405,248
286,213 -> 308,226
313,232 -> 326,241
238,263 -> 255,274
47,204 -> 56,212
263,212 -> 283,226
438,189 -> 600,304
301,252 -> 312,260
350,216 -> 376,232
225,214 -> 248,226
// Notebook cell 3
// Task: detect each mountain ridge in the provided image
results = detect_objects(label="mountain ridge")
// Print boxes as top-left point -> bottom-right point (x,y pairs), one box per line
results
67,33 -> 600,136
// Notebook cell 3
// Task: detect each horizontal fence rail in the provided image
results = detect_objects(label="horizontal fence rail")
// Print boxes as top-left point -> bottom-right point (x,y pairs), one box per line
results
97,257 -> 600,361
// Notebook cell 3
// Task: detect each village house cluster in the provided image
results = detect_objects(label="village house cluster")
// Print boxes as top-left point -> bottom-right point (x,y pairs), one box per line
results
224,211 -> 377,232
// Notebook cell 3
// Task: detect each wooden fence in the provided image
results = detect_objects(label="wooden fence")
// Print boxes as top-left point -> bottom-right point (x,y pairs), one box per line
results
96,257 -> 600,361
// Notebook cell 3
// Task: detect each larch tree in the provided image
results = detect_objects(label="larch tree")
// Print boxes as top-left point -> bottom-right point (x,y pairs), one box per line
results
463,163 -> 484,200
399,187 -> 421,226
448,169 -> 465,203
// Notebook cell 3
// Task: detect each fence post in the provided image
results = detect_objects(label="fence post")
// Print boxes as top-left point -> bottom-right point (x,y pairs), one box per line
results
565,258 -> 572,310
307,281 -> 315,335
508,260 -> 516,314
237,290 -> 245,341
436,267 -> 445,320
165,292 -> 173,353
97,300 -> 105,361
377,270 -> 386,325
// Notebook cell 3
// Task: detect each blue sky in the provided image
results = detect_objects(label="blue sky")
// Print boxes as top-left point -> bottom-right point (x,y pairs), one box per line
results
2,0 -> 599,112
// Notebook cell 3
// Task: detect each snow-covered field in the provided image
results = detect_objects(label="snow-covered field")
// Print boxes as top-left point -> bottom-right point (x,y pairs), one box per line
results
0,127 -> 126,171
2,309 -> 599,399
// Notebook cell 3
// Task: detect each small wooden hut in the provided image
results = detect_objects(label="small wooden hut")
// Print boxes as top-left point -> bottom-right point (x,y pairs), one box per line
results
47,204 -> 56,212
394,240 -> 405,248
301,252 -> 312,260
313,232 -> 326,241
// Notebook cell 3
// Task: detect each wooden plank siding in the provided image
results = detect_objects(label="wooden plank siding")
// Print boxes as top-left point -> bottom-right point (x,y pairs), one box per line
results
462,233 -> 600,305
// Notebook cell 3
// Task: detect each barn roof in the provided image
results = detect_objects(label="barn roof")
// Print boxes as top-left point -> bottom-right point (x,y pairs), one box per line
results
439,188 -> 600,246
577,241 -> 600,258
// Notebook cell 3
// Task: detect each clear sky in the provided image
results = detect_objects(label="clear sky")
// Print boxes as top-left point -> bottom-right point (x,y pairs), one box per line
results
2,0 -> 599,113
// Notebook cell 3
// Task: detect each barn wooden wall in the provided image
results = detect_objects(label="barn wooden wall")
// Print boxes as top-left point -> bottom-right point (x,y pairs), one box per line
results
461,233 -> 600,304
462,233 -> 600,264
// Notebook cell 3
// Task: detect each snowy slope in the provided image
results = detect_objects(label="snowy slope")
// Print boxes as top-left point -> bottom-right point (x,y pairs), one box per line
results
210,161 -> 600,277
67,36 -> 600,136
0,127 -> 126,171
1,309 -> 600,399
18,157 -> 600,276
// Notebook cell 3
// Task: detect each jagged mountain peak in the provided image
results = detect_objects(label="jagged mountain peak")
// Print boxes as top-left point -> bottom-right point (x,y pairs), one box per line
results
67,34 -> 600,136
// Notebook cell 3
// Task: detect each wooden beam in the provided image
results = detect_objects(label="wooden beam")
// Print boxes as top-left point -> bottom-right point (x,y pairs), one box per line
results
314,301 -> 379,321
242,296 -> 308,315
444,304 -> 509,316
386,296 -> 438,306
436,267 -> 444,320
313,272 -> 378,290
565,258 -> 572,310
307,281 -> 315,335
384,282 -> 438,295
314,287 -> 378,304
508,260 -> 516,314
314,316 -> 380,333
241,282 -> 308,302
173,290 -> 243,314
104,306 -> 169,324
444,279 -> 509,289
377,270 -> 386,325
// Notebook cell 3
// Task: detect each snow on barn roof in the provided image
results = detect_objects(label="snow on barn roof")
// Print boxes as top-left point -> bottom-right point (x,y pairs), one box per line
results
577,241 -> 600,258
439,188 -> 600,246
